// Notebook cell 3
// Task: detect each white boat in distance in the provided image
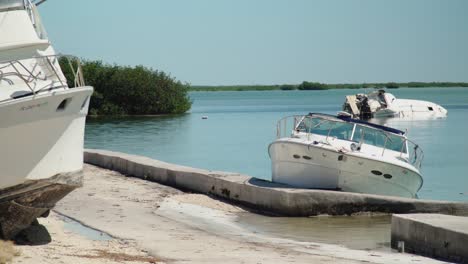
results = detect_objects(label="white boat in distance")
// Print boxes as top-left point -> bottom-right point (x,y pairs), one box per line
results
342,89 -> 447,119
269,113 -> 424,198
0,0 -> 93,238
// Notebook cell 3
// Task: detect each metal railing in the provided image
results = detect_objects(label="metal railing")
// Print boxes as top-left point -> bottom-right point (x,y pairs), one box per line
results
275,115 -> 424,168
402,139 -> 424,169
276,115 -> 304,139
0,55 -> 85,98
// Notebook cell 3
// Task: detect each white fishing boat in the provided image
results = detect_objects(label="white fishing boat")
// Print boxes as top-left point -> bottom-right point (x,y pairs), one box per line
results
0,0 -> 93,238
268,113 -> 424,198
342,89 -> 447,119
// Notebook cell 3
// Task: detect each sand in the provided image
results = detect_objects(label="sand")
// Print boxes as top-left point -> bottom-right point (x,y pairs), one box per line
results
0,241 -> 18,264
11,212 -> 162,264
8,165 -> 448,263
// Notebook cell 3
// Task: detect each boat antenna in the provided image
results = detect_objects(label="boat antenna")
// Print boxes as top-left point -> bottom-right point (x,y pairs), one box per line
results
33,0 -> 48,6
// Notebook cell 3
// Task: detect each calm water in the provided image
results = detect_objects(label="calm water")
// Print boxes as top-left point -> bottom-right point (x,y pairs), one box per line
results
85,88 -> 468,202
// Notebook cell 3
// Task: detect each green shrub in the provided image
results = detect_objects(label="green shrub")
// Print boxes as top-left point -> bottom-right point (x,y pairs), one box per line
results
385,82 -> 399,89
60,58 -> 191,115
297,81 -> 328,90
279,84 -> 296,90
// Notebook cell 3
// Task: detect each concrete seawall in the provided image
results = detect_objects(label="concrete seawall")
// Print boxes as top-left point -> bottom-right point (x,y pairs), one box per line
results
84,149 -> 468,217
391,214 -> 468,263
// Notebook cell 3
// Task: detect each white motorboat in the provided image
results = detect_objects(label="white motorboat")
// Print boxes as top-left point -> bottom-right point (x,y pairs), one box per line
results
268,113 -> 424,198
0,0 -> 93,238
342,89 -> 447,119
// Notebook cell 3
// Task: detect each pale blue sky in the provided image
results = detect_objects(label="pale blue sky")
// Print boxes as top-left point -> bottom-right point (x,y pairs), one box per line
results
40,0 -> 468,85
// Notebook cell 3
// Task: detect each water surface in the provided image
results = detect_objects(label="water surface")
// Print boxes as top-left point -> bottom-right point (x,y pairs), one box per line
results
85,87 -> 468,202
237,214 -> 391,251
85,87 -> 468,251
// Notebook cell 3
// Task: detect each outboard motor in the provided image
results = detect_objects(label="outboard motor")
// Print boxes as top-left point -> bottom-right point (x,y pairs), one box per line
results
360,97 -> 373,119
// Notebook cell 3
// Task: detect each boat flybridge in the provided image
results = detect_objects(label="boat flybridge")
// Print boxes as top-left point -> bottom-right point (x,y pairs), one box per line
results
268,113 -> 424,198
342,89 -> 447,120
0,0 -> 93,238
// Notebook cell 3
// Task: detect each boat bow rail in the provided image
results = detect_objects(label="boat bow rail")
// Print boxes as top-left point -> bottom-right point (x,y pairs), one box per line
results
274,114 -> 424,169
275,115 -> 304,139
0,55 -> 86,102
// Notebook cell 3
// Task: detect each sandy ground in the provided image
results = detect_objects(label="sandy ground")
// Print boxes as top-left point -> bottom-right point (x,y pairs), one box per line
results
0,241 -> 18,264
8,165 -> 448,263
11,213 -> 161,264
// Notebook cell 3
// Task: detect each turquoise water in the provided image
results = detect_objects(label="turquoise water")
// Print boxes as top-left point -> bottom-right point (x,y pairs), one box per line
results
85,88 -> 468,201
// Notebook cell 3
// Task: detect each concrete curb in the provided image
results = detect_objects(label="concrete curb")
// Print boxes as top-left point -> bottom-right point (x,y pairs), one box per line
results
391,214 -> 468,263
84,149 -> 468,217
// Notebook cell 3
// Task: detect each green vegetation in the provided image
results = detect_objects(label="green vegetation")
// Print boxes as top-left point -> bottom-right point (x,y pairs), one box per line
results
190,82 -> 468,92
60,58 -> 192,115
297,82 -> 327,90
279,84 -> 296,90
190,85 -> 282,91
385,82 -> 399,89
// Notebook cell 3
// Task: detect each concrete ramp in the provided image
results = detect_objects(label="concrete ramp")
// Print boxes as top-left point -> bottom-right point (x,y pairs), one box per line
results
391,214 -> 468,263
84,149 -> 468,217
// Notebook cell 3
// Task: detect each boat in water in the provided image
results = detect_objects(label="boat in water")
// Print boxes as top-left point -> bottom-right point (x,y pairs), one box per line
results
342,89 -> 447,119
268,113 -> 424,198
0,0 -> 93,238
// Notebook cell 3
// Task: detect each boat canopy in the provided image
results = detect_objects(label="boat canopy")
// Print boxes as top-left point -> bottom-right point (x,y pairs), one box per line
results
308,113 -> 405,135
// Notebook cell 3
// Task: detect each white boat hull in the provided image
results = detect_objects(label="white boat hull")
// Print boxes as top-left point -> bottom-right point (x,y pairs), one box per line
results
269,140 -> 423,198
0,87 -> 93,190
373,99 -> 448,119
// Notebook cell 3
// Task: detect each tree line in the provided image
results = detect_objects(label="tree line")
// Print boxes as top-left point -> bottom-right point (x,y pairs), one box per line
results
191,81 -> 468,91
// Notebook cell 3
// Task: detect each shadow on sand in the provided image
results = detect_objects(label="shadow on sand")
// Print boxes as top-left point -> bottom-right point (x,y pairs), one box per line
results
14,220 -> 51,246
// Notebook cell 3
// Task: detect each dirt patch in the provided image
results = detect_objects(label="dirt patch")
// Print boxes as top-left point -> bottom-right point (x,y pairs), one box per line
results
70,249 -> 162,263
0,241 -> 19,264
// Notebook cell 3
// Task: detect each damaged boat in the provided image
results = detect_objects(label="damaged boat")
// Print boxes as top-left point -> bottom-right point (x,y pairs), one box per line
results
269,113 -> 424,198
0,0 -> 93,238
342,89 -> 447,119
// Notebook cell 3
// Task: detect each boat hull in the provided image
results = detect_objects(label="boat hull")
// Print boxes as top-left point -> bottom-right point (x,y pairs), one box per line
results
0,86 -> 92,238
269,140 -> 423,198
0,170 -> 82,239
0,87 -> 93,190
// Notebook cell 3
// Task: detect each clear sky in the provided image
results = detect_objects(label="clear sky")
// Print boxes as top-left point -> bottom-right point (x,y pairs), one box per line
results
40,0 -> 468,85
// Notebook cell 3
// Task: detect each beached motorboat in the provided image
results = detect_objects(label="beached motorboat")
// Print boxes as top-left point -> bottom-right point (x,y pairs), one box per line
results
268,113 -> 424,198
0,0 -> 93,238
342,90 -> 447,119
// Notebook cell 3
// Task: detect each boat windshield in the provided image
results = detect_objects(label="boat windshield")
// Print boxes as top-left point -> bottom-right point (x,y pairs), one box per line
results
353,125 -> 407,153
297,117 -> 354,140
297,117 -> 407,153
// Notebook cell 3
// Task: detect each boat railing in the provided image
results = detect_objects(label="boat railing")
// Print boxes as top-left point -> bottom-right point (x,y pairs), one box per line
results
0,55 -> 85,97
275,115 -> 304,139
402,139 -> 424,169
275,115 -> 424,168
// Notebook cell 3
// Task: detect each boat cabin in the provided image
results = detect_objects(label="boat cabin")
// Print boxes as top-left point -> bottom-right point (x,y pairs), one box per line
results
296,113 -> 407,153
276,113 -> 423,169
